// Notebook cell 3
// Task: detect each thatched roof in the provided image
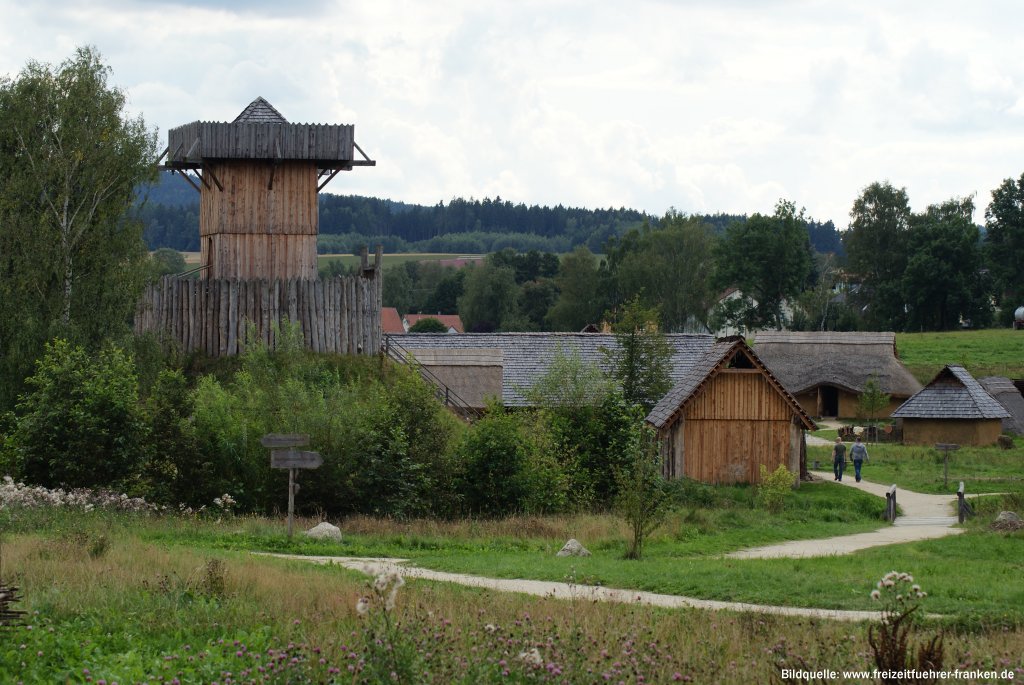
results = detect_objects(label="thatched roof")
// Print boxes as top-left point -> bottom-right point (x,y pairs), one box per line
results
978,376 -> 1024,433
752,331 -> 921,397
892,366 -> 1010,420
646,337 -> 815,430
390,332 -> 714,407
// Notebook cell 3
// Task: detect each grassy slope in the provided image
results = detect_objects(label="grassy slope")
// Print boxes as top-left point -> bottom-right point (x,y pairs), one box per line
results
897,328 -> 1024,383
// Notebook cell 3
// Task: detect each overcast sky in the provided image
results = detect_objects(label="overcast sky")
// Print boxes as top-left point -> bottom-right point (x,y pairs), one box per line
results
2,1 -> 1023,228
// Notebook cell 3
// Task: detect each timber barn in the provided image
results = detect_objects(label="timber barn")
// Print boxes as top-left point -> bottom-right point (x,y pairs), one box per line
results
892,365 -> 1010,446
646,337 -> 816,485
135,98 -> 381,356
389,333 -> 815,484
753,331 -> 921,418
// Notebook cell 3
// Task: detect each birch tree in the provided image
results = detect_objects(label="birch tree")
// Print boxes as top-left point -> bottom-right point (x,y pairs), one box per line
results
0,47 -> 156,406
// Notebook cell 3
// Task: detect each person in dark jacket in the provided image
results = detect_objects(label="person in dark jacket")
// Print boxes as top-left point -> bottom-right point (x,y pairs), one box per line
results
831,437 -> 847,481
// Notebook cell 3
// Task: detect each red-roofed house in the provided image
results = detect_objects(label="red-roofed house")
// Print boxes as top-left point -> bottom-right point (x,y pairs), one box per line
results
381,307 -> 406,335
404,314 -> 464,334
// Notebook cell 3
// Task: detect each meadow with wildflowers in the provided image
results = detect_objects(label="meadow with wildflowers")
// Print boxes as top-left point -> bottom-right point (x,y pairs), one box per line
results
2,478 -> 1024,683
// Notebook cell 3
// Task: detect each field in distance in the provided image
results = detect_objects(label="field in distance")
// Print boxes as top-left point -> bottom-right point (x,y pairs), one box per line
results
179,252 -> 485,268
897,328 -> 1024,382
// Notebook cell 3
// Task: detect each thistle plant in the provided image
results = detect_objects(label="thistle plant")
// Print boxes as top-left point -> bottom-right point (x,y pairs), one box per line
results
868,571 -> 944,682
356,571 -> 419,684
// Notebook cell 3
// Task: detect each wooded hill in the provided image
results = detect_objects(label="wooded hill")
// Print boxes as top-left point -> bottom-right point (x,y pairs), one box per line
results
135,171 -> 844,256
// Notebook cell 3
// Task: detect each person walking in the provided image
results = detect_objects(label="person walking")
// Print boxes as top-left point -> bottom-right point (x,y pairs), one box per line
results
850,436 -> 869,482
831,437 -> 847,481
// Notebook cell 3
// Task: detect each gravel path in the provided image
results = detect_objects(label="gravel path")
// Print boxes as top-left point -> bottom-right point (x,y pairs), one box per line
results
255,552 -> 884,622
254,473 -> 961,622
726,472 -> 961,559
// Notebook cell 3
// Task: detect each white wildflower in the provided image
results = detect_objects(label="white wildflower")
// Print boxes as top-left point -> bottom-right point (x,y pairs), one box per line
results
355,597 -> 370,616
519,648 -> 543,666
385,574 -> 405,611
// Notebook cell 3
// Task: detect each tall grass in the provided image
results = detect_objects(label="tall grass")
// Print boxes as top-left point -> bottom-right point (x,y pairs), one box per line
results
3,520 -> 1023,684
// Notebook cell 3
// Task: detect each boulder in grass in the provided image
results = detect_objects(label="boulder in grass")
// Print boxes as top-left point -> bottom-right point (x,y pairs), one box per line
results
991,511 -> 1023,532
556,538 -> 591,557
305,522 -> 342,541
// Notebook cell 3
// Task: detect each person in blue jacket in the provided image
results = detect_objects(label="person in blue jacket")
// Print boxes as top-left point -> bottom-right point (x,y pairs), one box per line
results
850,436 -> 869,482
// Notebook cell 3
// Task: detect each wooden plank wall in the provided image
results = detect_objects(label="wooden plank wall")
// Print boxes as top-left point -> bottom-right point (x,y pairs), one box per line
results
673,370 -> 797,484
200,162 -> 317,236
134,273 -> 382,357
200,233 -> 318,280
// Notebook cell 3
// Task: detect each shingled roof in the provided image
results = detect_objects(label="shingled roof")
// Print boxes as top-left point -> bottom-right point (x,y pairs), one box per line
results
391,332 -> 714,407
978,376 -> 1024,433
892,366 -> 1010,420
646,337 -> 815,430
753,331 -> 921,397
232,96 -> 288,124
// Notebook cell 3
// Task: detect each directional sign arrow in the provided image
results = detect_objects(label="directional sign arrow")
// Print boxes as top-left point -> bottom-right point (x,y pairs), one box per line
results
271,449 -> 323,469
261,433 -> 310,448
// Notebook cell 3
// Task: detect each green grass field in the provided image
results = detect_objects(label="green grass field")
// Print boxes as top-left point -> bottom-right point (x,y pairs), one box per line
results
317,252 -> 483,270
179,252 -> 484,270
897,328 -> 1024,382
3,446 -> 1024,683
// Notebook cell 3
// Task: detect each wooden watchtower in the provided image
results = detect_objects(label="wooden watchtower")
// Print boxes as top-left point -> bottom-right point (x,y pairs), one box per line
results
162,97 -> 374,280
137,98 -> 381,356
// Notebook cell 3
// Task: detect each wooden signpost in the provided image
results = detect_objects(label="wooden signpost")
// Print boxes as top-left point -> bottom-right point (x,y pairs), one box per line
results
262,433 -> 322,537
935,443 -> 960,489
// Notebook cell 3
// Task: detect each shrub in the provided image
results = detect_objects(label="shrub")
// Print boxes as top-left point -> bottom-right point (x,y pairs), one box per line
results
140,369 -> 199,505
615,423 -> 672,560
11,340 -> 147,489
756,464 -> 795,513
456,403 -> 569,516
407,317 -> 448,333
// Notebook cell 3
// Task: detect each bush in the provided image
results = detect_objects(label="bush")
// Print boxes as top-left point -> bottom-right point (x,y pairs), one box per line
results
457,404 -> 568,517
10,339 -> 147,489
615,423 -> 671,560
186,330 -> 462,517
756,464 -> 795,513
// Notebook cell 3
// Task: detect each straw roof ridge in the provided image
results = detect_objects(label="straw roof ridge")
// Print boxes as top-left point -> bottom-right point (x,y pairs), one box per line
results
892,365 -> 1010,420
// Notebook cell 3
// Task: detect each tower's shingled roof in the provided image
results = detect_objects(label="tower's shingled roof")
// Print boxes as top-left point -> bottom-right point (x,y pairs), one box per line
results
232,97 -> 288,124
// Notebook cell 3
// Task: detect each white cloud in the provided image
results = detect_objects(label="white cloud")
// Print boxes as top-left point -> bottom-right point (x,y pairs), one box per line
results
3,0 -> 1024,226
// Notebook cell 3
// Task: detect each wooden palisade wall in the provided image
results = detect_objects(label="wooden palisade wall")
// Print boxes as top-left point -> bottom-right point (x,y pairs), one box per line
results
134,270 -> 382,357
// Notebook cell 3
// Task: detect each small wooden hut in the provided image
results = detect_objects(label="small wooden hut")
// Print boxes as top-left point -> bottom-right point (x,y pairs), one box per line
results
892,366 -> 1010,446
136,98 -> 380,356
978,376 -> 1024,435
753,331 -> 921,418
646,337 -> 816,485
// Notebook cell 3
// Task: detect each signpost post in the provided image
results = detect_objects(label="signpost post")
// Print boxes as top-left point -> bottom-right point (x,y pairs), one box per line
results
935,443 -> 960,489
262,434 -> 322,537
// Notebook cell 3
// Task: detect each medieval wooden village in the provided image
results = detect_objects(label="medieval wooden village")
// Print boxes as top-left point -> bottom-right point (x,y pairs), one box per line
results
3,51 -> 1024,678
137,97 -> 1024,486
